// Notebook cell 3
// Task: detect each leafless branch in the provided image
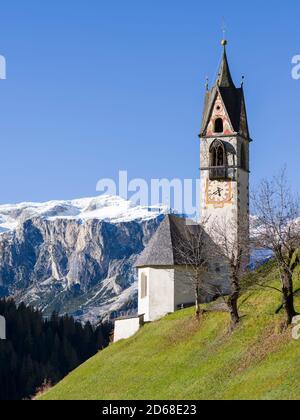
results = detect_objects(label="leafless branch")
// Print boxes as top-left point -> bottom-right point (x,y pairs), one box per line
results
251,168 -> 300,325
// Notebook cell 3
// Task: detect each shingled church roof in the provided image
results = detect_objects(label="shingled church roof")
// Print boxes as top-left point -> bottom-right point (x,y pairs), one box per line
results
136,215 -> 204,268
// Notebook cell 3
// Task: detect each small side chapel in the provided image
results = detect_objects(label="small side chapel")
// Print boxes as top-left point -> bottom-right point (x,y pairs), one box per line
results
114,40 -> 251,342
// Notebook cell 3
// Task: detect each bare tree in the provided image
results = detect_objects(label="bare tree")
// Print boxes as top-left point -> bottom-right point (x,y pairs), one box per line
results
211,216 -> 249,331
252,169 -> 300,326
173,219 -> 215,320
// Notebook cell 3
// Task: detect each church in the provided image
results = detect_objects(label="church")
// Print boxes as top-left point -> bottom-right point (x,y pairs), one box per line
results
114,40 -> 251,342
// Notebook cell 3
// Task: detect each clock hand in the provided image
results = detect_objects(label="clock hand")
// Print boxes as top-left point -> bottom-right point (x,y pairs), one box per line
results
212,188 -> 222,195
212,188 -> 223,197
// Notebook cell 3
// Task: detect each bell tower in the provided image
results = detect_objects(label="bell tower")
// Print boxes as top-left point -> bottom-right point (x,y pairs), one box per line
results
200,40 -> 251,248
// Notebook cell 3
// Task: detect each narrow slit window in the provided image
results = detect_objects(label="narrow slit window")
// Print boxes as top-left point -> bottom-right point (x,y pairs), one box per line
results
141,273 -> 148,299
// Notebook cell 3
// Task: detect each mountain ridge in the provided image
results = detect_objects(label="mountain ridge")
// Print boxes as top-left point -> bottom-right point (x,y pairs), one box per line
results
0,195 -> 168,323
0,195 -> 169,233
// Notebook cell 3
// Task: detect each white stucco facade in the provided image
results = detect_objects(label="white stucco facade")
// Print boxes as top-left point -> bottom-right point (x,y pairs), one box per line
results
138,266 -> 225,322
138,267 -> 175,322
138,265 -> 231,322
0,315 -> 6,340
114,315 -> 144,343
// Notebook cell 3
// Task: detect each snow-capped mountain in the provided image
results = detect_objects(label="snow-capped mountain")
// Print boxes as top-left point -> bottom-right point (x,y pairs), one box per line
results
0,195 -> 168,323
0,195 -> 168,233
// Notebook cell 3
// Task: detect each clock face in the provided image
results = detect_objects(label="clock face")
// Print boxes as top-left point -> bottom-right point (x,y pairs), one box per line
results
206,180 -> 232,206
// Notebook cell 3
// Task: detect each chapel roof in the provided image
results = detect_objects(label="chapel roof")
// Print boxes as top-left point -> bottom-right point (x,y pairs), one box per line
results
135,215 -> 207,268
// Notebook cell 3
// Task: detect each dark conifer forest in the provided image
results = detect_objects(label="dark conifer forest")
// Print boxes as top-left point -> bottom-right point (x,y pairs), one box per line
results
0,299 -> 112,400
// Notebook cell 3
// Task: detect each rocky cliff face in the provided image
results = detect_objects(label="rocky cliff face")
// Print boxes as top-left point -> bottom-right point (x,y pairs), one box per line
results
0,196 -> 167,323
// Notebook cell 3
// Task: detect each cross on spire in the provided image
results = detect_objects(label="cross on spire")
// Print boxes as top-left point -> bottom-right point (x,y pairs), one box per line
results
222,18 -> 227,42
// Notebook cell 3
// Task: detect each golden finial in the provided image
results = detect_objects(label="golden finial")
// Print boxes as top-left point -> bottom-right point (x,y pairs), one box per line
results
221,39 -> 228,47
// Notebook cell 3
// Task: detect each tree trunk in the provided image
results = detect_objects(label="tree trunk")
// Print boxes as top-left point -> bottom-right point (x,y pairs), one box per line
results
195,291 -> 202,320
227,274 -> 240,331
282,268 -> 296,326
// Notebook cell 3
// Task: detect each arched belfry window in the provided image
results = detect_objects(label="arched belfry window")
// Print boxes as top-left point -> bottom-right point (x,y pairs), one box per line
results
214,118 -> 224,134
209,140 -> 227,179
210,140 -> 226,167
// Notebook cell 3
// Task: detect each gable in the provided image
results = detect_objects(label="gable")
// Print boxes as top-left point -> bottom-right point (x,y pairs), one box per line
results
201,86 -> 248,138
204,91 -> 235,136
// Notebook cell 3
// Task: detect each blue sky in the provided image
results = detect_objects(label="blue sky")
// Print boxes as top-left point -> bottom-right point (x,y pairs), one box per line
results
0,0 -> 299,204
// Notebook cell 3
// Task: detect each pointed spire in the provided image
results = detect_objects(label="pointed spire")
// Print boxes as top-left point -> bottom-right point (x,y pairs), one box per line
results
217,40 -> 235,88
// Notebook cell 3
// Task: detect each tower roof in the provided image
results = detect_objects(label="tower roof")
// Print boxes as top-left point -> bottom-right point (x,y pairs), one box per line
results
200,41 -> 250,138
217,45 -> 235,88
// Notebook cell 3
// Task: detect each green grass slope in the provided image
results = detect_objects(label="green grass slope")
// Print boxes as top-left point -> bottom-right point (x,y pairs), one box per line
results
40,262 -> 300,400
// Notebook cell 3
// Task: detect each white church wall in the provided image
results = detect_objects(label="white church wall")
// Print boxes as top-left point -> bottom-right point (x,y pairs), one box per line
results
148,268 -> 175,321
114,316 -> 143,343
138,267 -> 175,322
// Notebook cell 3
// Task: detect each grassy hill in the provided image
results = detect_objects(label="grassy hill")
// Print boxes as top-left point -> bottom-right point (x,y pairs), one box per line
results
39,262 -> 300,400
